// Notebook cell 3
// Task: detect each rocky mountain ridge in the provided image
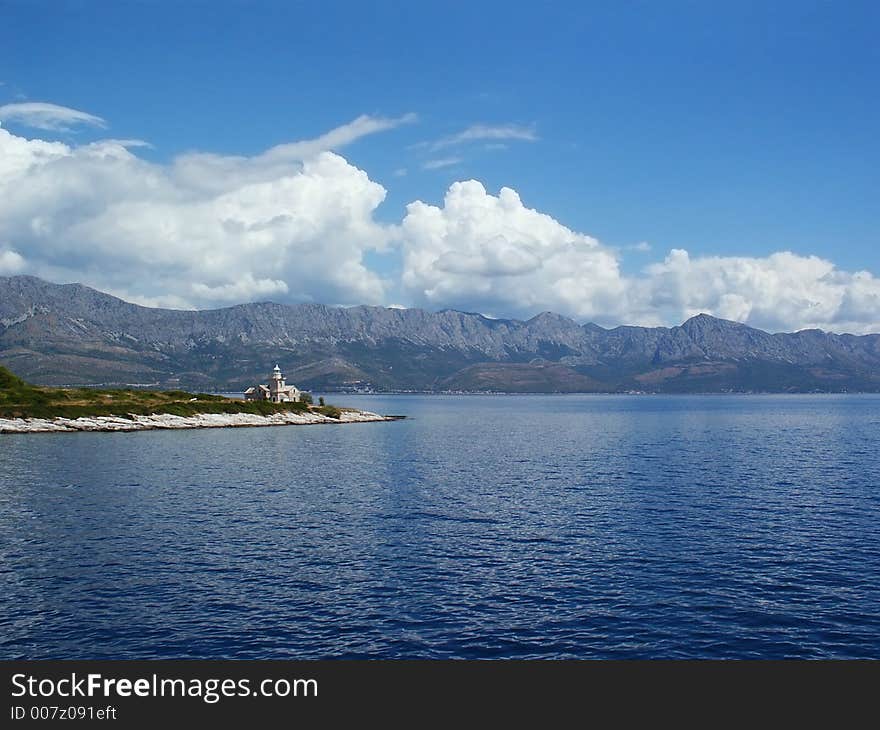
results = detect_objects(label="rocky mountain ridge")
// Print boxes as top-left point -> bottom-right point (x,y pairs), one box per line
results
2,275 -> 879,392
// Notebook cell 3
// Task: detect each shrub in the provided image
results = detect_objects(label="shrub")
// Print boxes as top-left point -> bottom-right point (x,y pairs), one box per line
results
315,405 -> 342,419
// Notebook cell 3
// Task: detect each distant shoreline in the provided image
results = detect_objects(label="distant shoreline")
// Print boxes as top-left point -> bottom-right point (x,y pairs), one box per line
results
325,390 -> 876,396
0,409 -> 404,435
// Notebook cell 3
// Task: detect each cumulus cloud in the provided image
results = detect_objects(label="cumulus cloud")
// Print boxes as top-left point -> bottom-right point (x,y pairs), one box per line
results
0,118 -> 399,308
401,180 -> 626,321
0,102 -> 107,131
400,181 -> 880,333
635,249 -> 880,334
1,110 -> 879,334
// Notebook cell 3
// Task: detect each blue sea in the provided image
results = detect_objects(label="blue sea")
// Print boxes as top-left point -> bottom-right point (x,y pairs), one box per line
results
1,394 -> 879,659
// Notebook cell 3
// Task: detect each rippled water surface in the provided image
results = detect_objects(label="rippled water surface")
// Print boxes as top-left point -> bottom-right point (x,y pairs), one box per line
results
2,394 -> 879,659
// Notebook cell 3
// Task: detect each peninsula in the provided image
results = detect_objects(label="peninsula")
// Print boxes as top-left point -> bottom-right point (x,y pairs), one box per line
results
0,366 -> 399,434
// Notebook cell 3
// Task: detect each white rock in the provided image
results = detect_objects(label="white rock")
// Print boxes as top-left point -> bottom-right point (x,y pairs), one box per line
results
0,409 -> 395,434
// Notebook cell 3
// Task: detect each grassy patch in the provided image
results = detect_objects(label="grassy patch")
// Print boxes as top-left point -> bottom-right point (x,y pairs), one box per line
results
313,405 -> 343,419
0,365 -> 315,420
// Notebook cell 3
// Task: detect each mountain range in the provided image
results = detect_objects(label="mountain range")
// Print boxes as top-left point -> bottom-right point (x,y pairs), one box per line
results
2,275 -> 879,392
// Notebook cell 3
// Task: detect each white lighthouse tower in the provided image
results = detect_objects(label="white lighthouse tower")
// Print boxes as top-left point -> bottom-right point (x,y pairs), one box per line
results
269,364 -> 285,402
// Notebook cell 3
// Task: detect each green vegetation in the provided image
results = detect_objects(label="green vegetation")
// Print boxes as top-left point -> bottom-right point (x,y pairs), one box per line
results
313,405 -> 343,419
0,365 -> 315,420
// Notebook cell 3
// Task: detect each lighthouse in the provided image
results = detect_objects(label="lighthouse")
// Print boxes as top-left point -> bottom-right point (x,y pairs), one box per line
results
269,364 -> 285,402
243,364 -> 302,403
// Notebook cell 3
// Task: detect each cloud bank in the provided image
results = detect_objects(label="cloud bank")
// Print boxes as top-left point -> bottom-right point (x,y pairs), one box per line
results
401,182 -> 880,333
1,116 -> 879,333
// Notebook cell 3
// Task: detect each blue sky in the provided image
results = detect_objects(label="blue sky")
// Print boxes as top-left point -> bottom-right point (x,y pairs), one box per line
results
1,1 -> 879,332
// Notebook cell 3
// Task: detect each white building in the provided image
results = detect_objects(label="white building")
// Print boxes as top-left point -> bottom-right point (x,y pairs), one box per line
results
244,365 -> 302,403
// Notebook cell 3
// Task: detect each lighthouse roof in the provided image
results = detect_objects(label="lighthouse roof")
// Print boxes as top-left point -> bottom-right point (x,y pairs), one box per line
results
273,364 -> 281,372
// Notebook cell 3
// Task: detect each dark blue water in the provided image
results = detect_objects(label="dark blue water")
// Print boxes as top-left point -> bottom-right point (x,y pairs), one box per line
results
1,394 -> 879,659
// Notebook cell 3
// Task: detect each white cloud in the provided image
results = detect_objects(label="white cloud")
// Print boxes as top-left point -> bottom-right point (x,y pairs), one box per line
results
93,138 -> 153,150
0,248 -> 25,274
422,157 -> 462,170
424,123 -> 538,151
260,112 -> 416,162
191,273 -> 289,303
401,180 -> 626,322
413,124 -> 538,152
635,249 -> 880,333
0,102 -> 106,131
400,181 -> 880,333
169,112 -> 416,196
0,118 -> 399,308
2,110 -> 878,335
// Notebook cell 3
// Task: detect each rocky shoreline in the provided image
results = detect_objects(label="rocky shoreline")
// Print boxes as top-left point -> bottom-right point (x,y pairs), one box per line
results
0,409 -> 400,434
